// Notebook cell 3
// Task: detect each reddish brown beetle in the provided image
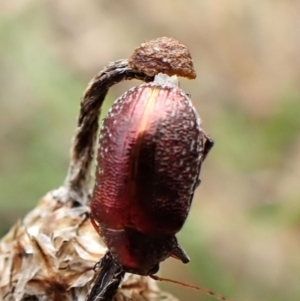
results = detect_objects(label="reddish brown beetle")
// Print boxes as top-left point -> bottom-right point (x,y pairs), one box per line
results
90,73 -> 213,276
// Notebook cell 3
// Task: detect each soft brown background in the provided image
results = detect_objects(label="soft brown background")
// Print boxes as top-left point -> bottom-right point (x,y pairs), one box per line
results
1,1 -> 300,300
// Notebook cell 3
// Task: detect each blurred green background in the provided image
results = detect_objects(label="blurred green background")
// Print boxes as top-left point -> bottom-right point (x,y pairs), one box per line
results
1,1 -> 300,300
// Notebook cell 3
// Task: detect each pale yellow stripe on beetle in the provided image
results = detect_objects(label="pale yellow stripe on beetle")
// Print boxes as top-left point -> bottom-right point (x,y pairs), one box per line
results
137,87 -> 160,134
130,87 -> 161,199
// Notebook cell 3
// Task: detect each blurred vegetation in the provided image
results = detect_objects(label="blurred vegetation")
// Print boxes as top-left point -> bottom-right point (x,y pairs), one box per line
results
1,1 -> 300,300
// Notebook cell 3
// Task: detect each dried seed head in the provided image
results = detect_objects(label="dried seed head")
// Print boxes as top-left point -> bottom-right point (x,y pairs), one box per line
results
0,192 -> 102,301
129,37 -> 196,79
0,190 -> 177,301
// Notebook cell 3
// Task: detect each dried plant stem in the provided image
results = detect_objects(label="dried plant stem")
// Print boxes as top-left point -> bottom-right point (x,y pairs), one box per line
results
63,60 -> 154,203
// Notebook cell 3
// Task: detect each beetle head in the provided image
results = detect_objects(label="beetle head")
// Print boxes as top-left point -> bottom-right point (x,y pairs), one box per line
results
99,226 -> 189,276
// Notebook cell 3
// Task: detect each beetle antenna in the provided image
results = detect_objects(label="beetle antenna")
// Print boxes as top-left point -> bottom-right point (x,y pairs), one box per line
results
150,275 -> 236,301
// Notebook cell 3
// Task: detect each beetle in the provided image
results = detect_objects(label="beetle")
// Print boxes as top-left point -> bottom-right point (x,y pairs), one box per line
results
90,73 -> 213,276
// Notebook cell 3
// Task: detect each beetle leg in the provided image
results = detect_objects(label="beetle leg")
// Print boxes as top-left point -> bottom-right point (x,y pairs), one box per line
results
87,252 -> 124,301
202,132 -> 214,162
90,215 -> 100,234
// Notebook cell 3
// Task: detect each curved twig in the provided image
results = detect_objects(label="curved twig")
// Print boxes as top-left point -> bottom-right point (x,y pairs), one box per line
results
63,59 -> 154,203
